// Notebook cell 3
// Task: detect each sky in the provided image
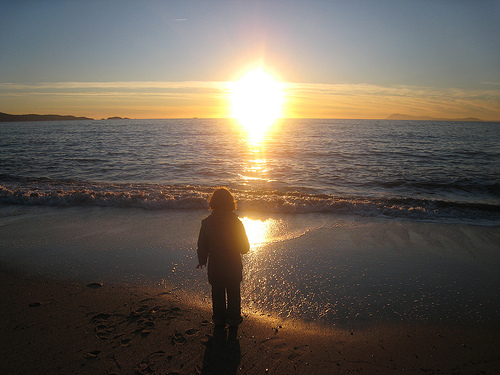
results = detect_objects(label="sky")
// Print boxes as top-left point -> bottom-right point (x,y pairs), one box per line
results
1,0 -> 499,120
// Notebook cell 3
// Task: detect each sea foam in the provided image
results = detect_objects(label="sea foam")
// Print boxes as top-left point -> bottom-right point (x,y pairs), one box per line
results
1,178 -> 498,224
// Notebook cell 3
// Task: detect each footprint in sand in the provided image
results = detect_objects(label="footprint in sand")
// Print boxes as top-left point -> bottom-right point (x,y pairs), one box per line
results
135,318 -> 155,337
90,313 -> 111,322
85,350 -> 101,359
171,332 -> 187,345
136,305 -> 150,313
95,324 -> 112,340
289,345 -> 309,361
135,351 -> 172,375
261,337 -> 307,361
139,330 -> 151,338
101,355 -> 121,375
120,338 -> 132,346
89,301 -> 186,347
90,315 -> 108,338
90,313 -> 117,340
140,298 -> 156,303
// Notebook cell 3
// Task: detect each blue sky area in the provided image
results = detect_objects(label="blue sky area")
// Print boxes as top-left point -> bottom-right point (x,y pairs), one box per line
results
1,0 -> 499,119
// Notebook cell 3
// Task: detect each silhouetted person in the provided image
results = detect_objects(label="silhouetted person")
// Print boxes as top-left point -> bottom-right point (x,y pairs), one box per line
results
197,187 -> 250,326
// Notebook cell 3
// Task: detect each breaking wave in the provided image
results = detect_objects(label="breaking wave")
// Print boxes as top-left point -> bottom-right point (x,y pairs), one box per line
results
1,177 -> 498,224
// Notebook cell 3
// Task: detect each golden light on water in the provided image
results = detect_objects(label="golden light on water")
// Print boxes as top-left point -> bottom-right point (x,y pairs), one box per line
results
230,68 -> 284,143
240,157 -> 268,184
240,216 -> 283,251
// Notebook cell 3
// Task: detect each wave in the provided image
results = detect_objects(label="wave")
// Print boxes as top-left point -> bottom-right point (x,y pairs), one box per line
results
1,176 -> 499,224
367,179 -> 500,197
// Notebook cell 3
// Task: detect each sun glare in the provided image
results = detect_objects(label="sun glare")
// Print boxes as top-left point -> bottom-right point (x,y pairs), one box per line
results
239,216 -> 288,251
240,217 -> 276,251
231,68 -> 284,143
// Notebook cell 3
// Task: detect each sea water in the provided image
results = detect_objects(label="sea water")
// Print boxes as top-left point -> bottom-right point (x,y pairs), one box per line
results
1,119 -> 499,326
1,118 -> 499,223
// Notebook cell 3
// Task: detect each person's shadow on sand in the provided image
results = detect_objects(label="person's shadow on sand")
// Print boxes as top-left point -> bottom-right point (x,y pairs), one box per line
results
201,326 -> 241,375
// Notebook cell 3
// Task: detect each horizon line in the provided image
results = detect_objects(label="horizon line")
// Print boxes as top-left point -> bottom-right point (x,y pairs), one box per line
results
1,112 -> 497,123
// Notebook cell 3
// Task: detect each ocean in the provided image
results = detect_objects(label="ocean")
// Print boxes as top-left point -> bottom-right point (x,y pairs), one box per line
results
1,119 -> 499,327
1,118 -> 499,224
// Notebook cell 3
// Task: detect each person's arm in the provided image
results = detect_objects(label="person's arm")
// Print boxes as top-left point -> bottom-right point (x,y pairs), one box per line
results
197,221 -> 209,268
237,220 -> 250,254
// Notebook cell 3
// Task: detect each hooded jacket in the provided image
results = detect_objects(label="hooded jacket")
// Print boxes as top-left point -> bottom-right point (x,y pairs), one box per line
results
197,210 -> 250,286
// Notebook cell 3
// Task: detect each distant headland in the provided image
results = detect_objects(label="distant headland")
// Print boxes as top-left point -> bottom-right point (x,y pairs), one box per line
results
0,112 -> 132,122
386,113 -> 484,122
0,112 -> 94,122
103,116 -> 130,120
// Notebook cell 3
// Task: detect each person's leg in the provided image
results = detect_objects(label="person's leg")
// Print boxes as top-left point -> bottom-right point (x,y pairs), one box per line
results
211,285 -> 226,326
226,283 -> 242,326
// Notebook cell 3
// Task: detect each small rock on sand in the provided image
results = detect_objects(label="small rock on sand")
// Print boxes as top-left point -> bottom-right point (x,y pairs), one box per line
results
86,282 -> 103,289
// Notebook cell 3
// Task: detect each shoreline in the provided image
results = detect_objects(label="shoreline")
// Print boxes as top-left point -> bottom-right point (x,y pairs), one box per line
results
1,206 -> 499,325
1,266 -> 499,374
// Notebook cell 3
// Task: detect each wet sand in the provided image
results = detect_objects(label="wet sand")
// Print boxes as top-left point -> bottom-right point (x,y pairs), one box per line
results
1,206 -> 499,373
1,266 -> 499,375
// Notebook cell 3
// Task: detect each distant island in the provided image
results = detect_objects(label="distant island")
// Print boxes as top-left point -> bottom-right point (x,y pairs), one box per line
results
386,113 -> 483,122
0,112 -> 94,122
104,116 -> 130,120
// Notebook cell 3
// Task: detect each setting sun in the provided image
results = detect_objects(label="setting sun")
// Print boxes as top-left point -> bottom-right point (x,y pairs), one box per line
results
230,68 -> 284,142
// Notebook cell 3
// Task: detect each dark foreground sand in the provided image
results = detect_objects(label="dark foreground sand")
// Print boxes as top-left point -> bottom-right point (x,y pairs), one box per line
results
0,267 -> 498,375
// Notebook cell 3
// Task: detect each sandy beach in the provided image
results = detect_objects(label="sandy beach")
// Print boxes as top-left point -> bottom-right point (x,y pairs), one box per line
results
1,206 -> 499,374
0,266 -> 499,375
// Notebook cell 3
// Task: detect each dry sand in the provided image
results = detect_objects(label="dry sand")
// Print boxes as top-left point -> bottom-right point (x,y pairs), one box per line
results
1,266 -> 499,375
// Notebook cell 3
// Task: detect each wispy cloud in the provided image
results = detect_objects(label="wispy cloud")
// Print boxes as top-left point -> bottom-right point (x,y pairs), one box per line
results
0,81 -> 227,91
0,81 -> 232,118
284,83 -> 500,120
1,81 -> 499,120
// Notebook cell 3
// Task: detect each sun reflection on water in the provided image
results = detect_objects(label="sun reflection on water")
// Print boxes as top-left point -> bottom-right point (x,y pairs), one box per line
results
240,216 -> 283,251
240,157 -> 268,183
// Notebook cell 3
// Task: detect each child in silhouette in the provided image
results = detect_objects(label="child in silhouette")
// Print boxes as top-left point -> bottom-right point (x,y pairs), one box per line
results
197,187 -> 249,326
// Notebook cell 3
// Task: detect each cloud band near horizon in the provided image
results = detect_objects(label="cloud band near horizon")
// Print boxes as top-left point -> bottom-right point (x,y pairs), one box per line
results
1,81 -> 498,121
